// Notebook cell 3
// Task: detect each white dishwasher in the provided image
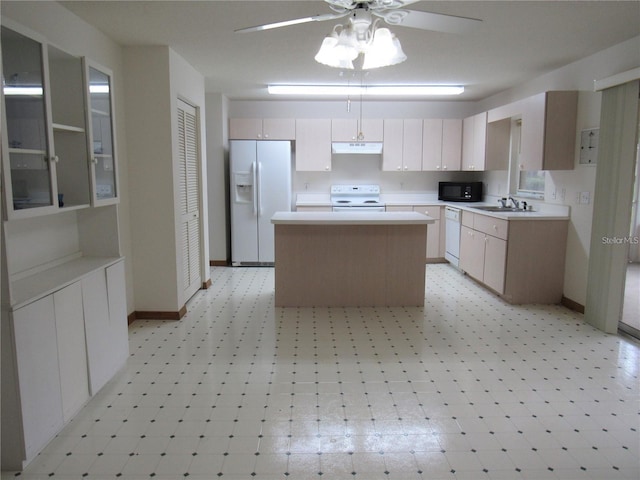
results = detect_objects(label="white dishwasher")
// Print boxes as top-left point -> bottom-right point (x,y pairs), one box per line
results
445,206 -> 462,267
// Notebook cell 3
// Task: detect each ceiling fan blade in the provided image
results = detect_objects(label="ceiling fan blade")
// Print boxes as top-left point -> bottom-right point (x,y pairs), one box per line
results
378,9 -> 482,34
235,12 -> 348,33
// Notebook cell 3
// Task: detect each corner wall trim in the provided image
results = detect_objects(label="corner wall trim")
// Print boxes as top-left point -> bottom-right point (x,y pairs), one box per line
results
210,260 -> 228,266
561,296 -> 585,314
202,278 -> 212,289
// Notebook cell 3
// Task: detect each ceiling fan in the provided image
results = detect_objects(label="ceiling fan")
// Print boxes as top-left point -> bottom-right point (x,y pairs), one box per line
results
235,0 -> 482,35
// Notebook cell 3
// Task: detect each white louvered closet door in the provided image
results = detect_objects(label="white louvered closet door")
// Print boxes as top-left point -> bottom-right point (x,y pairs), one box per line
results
177,100 -> 201,301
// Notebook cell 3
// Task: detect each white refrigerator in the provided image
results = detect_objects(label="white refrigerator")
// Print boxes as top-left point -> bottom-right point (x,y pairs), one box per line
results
230,140 -> 292,265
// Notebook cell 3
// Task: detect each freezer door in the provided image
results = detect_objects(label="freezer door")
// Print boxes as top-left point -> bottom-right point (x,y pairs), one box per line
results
256,141 -> 292,263
230,141 -> 259,264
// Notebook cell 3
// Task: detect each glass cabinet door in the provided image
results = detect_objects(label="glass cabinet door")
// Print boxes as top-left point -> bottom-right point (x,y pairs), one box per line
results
86,64 -> 117,203
1,26 -> 56,213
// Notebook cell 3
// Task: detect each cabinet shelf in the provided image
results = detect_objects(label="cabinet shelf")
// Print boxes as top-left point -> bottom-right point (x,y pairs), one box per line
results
10,256 -> 122,310
8,148 -> 47,155
52,123 -> 85,133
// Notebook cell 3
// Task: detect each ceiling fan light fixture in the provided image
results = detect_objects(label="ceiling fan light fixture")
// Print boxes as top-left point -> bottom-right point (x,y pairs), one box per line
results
315,14 -> 407,70
361,27 -> 406,70
315,28 -> 358,69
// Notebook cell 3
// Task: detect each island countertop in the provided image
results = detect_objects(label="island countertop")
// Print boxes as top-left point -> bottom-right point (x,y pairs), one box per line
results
271,211 -> 435,225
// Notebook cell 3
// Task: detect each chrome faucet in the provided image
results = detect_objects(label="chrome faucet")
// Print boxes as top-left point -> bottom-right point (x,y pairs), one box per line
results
498,197 -> 508,208
509,196 -> 520,209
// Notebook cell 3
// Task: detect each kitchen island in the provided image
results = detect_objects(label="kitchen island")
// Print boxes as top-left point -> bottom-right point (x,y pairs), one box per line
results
271,211 -> 435,307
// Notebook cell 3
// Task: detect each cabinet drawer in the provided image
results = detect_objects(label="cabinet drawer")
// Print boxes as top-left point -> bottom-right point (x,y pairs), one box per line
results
461,210 -> 474,228
386,205 -> 413,212
413,205 -> 441,219
474,214 -> 508,240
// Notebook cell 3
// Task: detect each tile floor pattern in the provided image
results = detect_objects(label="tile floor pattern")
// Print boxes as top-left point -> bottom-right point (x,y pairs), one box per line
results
4,265 -> 639,480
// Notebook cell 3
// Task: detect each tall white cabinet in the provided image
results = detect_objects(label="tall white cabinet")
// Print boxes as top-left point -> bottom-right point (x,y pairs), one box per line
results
1,20 -> 128,471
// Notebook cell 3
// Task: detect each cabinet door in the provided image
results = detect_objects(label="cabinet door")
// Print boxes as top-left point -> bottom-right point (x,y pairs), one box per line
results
441,119 -> 462,171
229,118 -> 262,139
106,261 -> 129,372
414,206 -> 442,259
360,118 -> 383,141
462,113 -> 487,171
520,93 -> 546,171
460,226 -> 484,281
50,46 -> 91,209
421,119 -> 443,171
54,282 -> 89,422
2,25 -> 58,218
382,119 -> 403,171
12,296 -> 64,460
483,235 -> 507,294
86,62 -> 118,205
295,119 -> 331,171
461,115 -> 475,171
262,118 -> 295,140
402,119 -> 423,171
82,269 -> 113,395
332,118 -> 357,141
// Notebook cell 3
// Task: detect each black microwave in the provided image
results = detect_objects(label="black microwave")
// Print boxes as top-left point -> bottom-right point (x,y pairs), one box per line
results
438,181 -> 483,202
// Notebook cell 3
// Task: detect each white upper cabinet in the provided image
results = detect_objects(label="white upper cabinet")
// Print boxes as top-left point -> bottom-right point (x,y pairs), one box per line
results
382,119 -> 422,171
295,119 -> 331,171
519,91 -> 578,171
86,62 -> 119,205
462,112 -> 487,171
422,118 -> 462,172
1,24 -> 58,218
229,118 -> 295,140
1,22 -> 120,218
331,118 -> 383,142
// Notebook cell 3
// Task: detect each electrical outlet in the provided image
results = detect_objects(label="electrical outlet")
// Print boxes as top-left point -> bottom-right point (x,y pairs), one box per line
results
551,188 -> 557,200
560,188 -> 566,201
579,191 -> 591,204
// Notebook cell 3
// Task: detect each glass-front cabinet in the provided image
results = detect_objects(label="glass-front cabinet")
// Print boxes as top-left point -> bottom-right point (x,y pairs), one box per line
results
1,25 -> 57,216
1,22 -> 119,219
86,63 -> 118,204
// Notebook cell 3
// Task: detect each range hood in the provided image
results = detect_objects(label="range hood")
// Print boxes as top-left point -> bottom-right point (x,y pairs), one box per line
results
331,142 -> 383,154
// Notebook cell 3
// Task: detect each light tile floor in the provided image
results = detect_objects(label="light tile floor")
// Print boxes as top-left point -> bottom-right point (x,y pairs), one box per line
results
4,265 -> 639,480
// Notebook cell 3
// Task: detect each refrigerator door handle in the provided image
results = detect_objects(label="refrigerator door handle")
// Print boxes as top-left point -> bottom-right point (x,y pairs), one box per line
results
257,161 -> 263,216
251,161 -> 258,216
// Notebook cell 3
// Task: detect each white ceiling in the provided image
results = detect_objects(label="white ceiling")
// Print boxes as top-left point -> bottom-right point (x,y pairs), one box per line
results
59,0 -> 640,101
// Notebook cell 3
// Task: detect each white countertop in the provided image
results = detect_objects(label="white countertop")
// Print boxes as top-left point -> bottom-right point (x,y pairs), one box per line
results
272,211 -> 435,225
295,193 -> 570,221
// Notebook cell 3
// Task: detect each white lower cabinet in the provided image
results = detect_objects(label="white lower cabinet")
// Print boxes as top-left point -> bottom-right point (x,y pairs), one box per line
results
460,213 -> 507,294
84,261 -> 129,394
54,281 -> 90,421
459,212 -> 569,303
12,296 -> 65,463
386,205 -> 443,261
2,259 -> 127,469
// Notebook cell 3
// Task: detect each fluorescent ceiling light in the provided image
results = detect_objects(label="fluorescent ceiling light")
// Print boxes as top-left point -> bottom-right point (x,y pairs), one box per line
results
267,85 -> 464,96
89,84 -> 110,94
3,86 -> 43,96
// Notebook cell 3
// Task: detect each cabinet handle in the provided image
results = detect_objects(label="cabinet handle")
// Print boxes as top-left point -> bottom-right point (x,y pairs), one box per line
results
264,133 -> 269,139
325,166 -> 330,171
257,133 -> 262,139
443,165 -> 447,170
397,166 -> 401,171
51,155 -> 59,163
404,166 -> 408,170
436,165 -> 440,170
91,157 -> 99,165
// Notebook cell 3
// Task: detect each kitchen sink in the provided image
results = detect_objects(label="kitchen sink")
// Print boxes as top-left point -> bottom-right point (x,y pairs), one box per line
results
472,206 -> 530,213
